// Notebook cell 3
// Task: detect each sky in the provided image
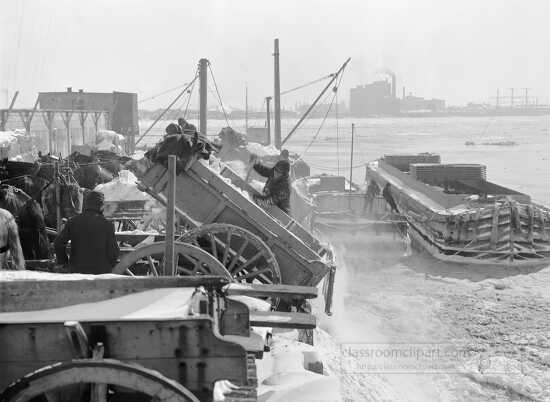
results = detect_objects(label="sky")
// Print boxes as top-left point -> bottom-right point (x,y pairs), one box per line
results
1,0 -> 549,110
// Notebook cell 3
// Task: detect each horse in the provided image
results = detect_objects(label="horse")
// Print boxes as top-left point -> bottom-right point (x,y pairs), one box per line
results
41,182 -> 84,228
0,184 -> 50,260
70,152 -> 114,189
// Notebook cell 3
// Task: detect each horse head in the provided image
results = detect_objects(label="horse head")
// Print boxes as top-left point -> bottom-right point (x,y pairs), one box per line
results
41,182 -> 84,227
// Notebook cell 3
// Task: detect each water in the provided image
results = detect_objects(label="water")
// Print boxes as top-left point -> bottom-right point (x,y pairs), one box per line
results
142,116 -> 550,401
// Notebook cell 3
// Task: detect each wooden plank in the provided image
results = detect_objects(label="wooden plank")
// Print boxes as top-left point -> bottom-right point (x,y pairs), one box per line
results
249,311 -> 316,329
490,203 -> 501,249
225,283 -> 318,299
0,275 -> 230,312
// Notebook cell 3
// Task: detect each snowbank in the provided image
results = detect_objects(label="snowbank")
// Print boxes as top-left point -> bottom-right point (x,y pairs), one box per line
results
246,142 -> 279,157
94,170 -> 151,202
96,129 -> 125,153
0,130 -> 22,147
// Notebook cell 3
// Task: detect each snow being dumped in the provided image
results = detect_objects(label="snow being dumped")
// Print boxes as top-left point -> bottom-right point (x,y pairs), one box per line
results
0,130 -> 33,161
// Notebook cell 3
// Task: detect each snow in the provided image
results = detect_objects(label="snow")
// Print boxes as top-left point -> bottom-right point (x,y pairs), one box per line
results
246,142 -> 280,157
94,170 -> 151,202
0,130 -> 22,147
255,329 -> 342,402
96,129 -> 125,153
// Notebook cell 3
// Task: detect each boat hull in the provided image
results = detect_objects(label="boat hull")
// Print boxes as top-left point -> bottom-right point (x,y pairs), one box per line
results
367,160 -> 550,267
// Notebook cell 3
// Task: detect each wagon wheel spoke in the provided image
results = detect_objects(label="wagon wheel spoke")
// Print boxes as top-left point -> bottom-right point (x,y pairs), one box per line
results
237,267 -> 274,281
147,256 -> 159,276
221,228 -> 233,266
228,239 -> 249,273
231,251 -> 263,277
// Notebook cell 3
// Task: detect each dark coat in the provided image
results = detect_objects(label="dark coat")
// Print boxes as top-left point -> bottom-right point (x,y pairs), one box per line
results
54,210 -> 119,274
252,163 -> 291,213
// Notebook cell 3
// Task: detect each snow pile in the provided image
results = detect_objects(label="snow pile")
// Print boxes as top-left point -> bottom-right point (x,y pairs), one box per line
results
94,170 -> 151,202
256,329 -> 342,402
96,129 -> 125,153
463,355 -> 550,401
246,142 -> 279,157
0,130 -> 22,147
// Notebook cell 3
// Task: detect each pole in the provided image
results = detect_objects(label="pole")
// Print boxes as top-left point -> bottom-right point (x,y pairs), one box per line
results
199,58 -> 208,136
273,39 -> 282,149
281,57 -> 351,147
165,155 -> 176,276
266,96 -> 272,145
54,162 -> 62,232
349,123 -> 355,192
245,84 -> 248,133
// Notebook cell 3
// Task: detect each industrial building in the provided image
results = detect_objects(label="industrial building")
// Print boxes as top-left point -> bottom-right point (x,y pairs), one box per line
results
350,76 -> 399,116
400,94 -> 446,112
38,88 -> 139,138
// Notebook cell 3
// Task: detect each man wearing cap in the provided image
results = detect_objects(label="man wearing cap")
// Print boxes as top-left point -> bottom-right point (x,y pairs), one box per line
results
250,156 -> 291,214
54,190 -> 119,274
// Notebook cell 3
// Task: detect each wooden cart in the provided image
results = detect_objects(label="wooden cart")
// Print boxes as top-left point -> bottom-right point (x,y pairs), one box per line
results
0,272 -> 318,401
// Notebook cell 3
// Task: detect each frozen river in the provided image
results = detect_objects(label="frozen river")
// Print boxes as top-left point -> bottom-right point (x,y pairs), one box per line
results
142,116 -> 550,401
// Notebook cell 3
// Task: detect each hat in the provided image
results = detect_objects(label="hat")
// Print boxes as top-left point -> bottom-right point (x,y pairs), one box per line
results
84,190 -> 105,212
274,160 -> 290,174
165,123 -> 182,135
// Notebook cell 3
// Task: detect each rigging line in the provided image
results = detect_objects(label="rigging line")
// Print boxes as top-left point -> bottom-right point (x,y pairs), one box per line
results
295,68 -> 346,161
135,73 -> 199,146
280,74 -> 334,96
207,63 -> 230,126
139,83 -> 192,104
335,85 -> 340,176
183,77 -> 197,119
299,85 -> 339,157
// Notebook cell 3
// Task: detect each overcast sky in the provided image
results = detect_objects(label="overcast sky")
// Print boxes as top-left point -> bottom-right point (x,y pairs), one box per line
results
1,0 -> 549,109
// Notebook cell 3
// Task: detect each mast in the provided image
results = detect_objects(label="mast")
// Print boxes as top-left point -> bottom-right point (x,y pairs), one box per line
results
266,96 -> 272,145
349,123 -> 355,191
245,84 -> 248,133
199,58 -> 208,135
273,39 -> 282,149
281,57 -> 351,147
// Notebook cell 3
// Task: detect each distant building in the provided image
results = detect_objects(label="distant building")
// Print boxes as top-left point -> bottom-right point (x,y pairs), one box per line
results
350,80 -> 399,116
38,88 -> 139,137
400,95 -> 445,112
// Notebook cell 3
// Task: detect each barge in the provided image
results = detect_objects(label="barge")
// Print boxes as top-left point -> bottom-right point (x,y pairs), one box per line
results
366,153 -> 550,266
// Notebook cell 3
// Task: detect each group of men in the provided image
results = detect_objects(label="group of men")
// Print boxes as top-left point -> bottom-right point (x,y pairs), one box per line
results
0,120 -> 295,273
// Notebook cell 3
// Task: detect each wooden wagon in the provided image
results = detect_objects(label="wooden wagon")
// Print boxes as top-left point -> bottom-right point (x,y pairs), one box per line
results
0,272 -> 318,401
121,156 -> 337,314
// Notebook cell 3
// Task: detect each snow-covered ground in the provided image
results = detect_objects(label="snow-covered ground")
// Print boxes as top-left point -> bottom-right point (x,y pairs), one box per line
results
314,229 -> 550,401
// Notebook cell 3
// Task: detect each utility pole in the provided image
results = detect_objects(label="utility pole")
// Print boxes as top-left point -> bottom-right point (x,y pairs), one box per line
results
522,88 -> 531,107
273,38 -> 282,149
199,58 -> 208,135
245,84 -> 249,133
349,123 -> 355,192
266,96 -> 272,145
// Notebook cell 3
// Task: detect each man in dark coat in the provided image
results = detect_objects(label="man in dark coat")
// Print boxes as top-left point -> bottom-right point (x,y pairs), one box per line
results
54,190 -> 119,274
251,157 -> 291,214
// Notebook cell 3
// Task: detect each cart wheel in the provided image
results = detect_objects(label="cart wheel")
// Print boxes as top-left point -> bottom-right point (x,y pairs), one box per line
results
178,224 -> 281,285
112,241 -> 232,278
0,358 -> 199,401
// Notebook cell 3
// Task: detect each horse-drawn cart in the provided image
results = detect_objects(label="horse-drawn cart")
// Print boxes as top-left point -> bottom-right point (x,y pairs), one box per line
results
128,156 -> 336,313
0,271 -> 319,401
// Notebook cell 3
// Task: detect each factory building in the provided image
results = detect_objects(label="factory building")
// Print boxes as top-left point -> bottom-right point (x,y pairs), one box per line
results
38,88 -> 139,140
400,93 -> 446,112
349,78 -> 400,116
